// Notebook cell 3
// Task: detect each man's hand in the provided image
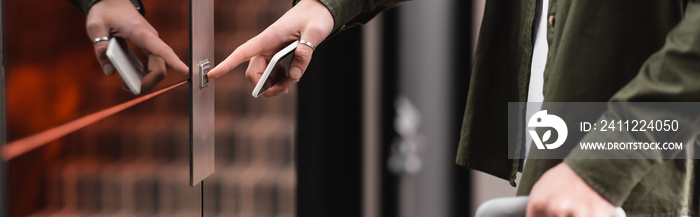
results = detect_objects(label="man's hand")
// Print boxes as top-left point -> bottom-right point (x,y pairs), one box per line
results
526,163 -> 616,217
207,0 -> 334,97
86,0 -> 188,93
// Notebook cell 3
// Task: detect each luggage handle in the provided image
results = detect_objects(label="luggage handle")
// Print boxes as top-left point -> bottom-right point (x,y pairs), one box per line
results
475,196 -> 626,217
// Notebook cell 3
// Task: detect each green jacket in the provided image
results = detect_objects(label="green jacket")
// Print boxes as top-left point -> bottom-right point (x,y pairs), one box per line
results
324,0 -> 700,216
459,1 -> 700,216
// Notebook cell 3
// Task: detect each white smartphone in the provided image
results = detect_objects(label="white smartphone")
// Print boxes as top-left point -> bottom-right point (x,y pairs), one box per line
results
106,37 -> 144,95
252,40 -> 300,97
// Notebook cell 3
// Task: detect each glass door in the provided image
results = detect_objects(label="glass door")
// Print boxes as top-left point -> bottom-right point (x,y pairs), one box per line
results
2,0 -> 198,216
1,0 -> 298,216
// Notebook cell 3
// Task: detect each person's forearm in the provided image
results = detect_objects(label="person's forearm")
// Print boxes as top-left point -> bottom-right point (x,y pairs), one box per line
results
294,0 -> 408,35
67,0 -> 144,15
565,1 -> 700,206
67,0 -> 99,14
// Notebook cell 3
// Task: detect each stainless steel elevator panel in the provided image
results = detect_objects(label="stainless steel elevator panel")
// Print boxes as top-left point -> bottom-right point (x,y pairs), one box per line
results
190,0 -> 215,186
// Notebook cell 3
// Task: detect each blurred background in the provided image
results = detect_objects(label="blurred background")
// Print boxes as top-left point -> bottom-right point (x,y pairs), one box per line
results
0,0 -> 518,216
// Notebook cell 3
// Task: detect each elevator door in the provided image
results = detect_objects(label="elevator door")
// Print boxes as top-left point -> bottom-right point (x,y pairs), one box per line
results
1,0 -> 206,216
1,0 -> 299,216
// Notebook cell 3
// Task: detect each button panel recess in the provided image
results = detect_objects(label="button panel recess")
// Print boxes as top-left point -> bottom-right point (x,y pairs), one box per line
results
199,59 -> 211,89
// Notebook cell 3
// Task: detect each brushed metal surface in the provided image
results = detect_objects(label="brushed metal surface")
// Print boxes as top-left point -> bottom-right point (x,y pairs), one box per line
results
190,0 -> 215,186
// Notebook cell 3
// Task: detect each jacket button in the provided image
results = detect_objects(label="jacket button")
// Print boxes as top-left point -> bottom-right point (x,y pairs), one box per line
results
548,15 -> 555,26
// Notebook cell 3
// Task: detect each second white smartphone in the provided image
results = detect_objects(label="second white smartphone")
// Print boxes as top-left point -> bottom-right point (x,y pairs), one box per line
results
252,40 -> 300,97
106,37 -> 144,95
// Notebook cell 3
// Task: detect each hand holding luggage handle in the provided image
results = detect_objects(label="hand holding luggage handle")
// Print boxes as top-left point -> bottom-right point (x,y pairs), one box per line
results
475,196 -> 626,217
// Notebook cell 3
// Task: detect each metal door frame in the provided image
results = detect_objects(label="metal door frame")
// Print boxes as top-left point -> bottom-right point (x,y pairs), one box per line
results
189,0 -> 215,188
1,0 -> 7,215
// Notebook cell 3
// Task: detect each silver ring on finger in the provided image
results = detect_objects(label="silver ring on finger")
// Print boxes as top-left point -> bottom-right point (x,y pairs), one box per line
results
299,40 -> 315,50
93,37 -> 110,44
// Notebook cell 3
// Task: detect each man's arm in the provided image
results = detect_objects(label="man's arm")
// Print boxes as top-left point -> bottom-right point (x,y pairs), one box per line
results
530,0 -> 700,216
67,0 -> 188,93
295,0 -> 406,36
567,0 -> 700,205
67,0 -> 144,15
208,0 -> 406,97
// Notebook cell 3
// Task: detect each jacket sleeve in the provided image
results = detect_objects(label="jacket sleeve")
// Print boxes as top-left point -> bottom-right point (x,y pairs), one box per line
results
564,0 -> 700,206
67,0 -> 99,14
67,0 -> 145,15
293,0 -> 408,36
